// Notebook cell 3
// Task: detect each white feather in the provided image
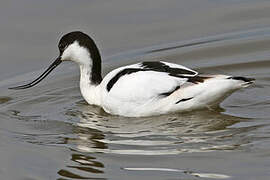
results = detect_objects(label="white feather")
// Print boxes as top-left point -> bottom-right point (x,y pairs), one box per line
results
92,63 -> 245,117
13,32 -> 253,117
57,34 -> 253,117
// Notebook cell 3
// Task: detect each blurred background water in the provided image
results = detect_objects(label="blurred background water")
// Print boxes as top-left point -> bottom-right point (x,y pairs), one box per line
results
0,0 -> 270,179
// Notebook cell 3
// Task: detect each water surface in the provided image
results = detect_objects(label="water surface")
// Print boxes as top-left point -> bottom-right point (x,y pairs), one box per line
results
1,0 -> 270,180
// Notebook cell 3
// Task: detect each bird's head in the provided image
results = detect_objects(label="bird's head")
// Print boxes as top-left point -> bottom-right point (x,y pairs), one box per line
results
9,31 -> 101,90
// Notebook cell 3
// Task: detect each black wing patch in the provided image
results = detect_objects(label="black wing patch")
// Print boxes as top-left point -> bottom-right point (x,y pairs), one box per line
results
227,76 -> 255,82
175,97 -> 193,104
187,76 -> 211,84
106,61 -> 197,92
159,86 -> 180,97
141,61 -> 196,77
106,68 -> 142,92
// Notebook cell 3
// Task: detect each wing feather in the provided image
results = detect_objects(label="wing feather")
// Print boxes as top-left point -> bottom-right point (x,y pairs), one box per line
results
103,61 -> 198,103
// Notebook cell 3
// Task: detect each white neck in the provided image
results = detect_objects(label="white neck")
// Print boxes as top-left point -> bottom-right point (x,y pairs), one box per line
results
61,41 -> 102,105
79,64 -> 101,106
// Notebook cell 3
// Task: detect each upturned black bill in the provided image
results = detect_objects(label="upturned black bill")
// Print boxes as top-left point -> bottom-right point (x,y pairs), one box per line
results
9,57 -> 62,90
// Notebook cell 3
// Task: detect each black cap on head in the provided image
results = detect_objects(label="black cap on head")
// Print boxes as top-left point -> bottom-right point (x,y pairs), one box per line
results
9,31 -> 103,90
58,31 -> 102,84
58,31 -> 87,53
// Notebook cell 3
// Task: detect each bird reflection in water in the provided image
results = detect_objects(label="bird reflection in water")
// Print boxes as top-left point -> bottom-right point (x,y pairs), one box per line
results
58,153 -> 106,180
69,101 -> 249,155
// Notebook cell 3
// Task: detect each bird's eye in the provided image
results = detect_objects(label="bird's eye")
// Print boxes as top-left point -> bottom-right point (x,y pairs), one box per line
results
58,44 -> 66,52
59,44 -> 63,49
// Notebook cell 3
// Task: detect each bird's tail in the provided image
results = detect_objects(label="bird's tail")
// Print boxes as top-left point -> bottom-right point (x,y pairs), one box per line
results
227,76 -> 255,87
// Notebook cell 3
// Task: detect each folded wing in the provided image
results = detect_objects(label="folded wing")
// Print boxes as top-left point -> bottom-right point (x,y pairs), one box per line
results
104,61 -> 198,103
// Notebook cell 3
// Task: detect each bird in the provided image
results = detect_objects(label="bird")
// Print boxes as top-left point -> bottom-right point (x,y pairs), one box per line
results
9,31 -> 254,117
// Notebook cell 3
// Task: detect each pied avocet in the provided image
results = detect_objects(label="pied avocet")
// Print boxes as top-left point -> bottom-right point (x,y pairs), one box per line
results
9,31 -> 254,117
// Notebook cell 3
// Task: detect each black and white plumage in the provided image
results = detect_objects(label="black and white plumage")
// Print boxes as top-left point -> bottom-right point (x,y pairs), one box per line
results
9,31 -> 255,117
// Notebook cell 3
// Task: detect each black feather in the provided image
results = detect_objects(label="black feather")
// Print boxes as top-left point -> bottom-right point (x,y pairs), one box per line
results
227,76 -> 255,82
106,68 -> 142,91
141,61 -> 196,77
106,61 -> 197,92
160,86 -> 180,97
175,97 -> 193,104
